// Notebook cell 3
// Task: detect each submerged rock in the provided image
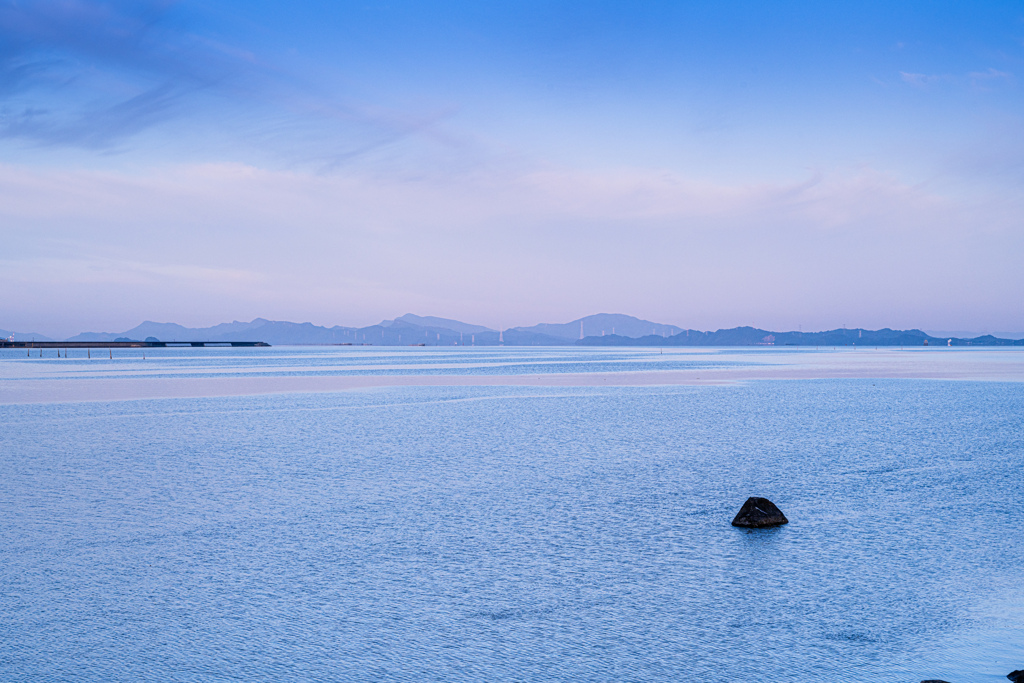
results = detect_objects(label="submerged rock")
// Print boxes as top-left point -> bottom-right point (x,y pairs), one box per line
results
731,497 -> 789,528
920,680 -> 951,683
1008,670 -> 1024,683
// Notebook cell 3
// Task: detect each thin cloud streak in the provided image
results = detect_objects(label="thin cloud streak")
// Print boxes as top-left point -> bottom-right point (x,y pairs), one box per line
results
899,68 -> 1015,91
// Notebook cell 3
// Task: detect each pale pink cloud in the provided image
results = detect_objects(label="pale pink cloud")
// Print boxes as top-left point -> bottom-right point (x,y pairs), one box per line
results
0,158 -> 1020,336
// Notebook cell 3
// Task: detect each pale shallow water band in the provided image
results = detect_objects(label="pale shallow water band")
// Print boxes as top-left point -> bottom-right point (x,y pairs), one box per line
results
1,347 -> 1022,404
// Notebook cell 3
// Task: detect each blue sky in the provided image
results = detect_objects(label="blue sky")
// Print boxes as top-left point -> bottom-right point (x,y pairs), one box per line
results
1,1 -> 1023,337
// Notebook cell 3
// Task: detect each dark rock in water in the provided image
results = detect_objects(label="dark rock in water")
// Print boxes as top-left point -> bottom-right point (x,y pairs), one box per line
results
1007,670 -> 1024,683
731,497 -> 788,528
920,680 -> 952,683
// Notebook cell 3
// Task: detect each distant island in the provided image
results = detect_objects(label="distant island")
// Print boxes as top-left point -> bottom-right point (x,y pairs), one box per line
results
3,313 -> 1022,347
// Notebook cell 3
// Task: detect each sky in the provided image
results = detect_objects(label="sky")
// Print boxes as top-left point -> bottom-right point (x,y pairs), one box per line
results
1,0 -> 1023,338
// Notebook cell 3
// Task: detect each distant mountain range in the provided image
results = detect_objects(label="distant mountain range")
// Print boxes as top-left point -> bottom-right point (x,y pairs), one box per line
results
5,315 -> 1023,346
0,328 -> 55,342
512,313 -> 683,341
578,326 -> 1024,347
54,313 -> 681,346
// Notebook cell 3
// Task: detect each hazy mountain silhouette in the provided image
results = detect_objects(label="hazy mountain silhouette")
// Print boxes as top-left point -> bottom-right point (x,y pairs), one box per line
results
578,326 -> 1024,347
19,315 -> 1024,347
388,314 -> 494,335
67,319 -> 357,344
513,313 -> 683,341
0,328 -> 55,342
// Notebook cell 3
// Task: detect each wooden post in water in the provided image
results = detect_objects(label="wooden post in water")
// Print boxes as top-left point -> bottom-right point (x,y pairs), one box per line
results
88,348 -> 90,359
109,349 -> 112,360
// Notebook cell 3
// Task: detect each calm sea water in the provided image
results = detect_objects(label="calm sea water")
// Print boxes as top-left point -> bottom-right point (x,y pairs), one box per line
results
1,347 -> 1022,681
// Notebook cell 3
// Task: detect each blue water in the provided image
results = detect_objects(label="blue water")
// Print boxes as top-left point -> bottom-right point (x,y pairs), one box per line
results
1,349 -> 1023,681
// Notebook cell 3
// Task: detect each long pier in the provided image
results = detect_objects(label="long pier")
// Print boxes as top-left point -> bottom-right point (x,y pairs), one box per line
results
0,341 -> 270,348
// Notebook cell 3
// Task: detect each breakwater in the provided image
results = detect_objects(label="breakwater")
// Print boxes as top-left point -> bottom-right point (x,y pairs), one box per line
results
0,340 -> 270,348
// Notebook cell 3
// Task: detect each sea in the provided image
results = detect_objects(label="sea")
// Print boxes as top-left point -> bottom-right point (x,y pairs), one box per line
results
1,345 -> 1022,682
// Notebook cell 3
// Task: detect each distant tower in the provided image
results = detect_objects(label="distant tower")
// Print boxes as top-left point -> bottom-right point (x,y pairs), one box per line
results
580,320 -> 584,340
499,329 -> 504,345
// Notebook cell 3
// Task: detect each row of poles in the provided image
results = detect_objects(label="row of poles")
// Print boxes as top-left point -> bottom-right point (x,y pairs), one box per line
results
24,348 -> 145,359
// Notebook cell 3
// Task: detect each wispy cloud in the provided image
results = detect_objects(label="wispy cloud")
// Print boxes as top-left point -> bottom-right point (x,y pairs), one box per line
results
968,67 -> 1013,90
0,253 -> 260,287
0,0 -> 446,162
1,81 -> 196,148
0,1 -> 224,146
0,158 -> 1010,247
900,68 -> 1014,91
899,71 -> 945,88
